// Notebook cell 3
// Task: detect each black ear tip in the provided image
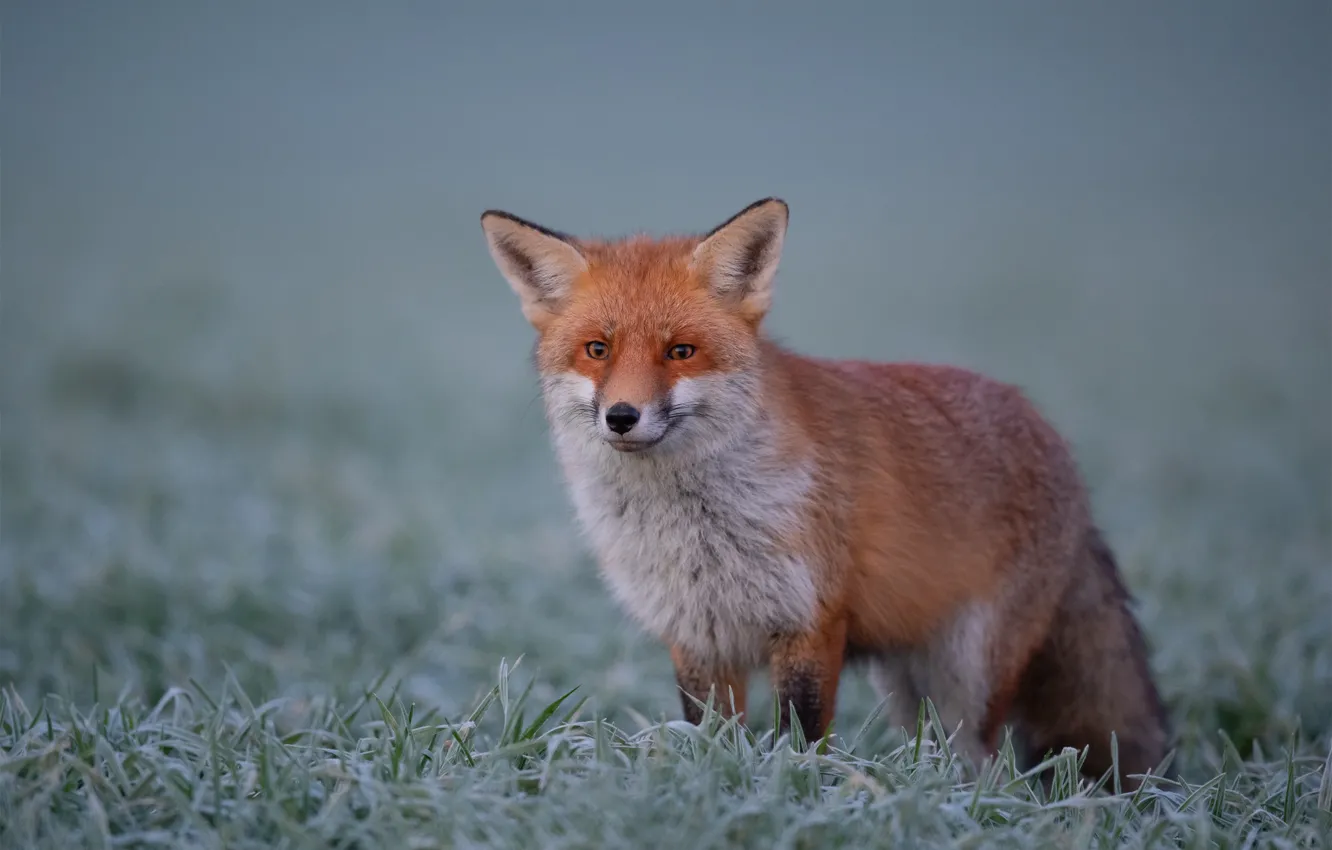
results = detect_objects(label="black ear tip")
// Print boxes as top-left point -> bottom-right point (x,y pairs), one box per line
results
478,210 -> 576,243
745,197 -> 790,223
706,197 -> 790,238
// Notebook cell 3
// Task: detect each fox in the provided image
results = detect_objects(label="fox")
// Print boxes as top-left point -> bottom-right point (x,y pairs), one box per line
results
479,197 -> 1170,786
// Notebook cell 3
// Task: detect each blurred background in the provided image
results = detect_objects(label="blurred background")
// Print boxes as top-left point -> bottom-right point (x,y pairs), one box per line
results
3,1 -> 1328,756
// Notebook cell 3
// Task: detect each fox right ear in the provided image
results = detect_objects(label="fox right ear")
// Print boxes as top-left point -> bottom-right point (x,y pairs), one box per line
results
480,211 -> 588,327
692,197 -> 789,322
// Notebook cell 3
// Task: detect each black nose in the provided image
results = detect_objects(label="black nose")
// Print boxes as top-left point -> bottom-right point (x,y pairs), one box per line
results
604,402 -> 640,434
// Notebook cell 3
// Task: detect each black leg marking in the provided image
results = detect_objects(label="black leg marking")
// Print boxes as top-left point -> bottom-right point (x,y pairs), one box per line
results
774,664 -> 824,742
676,671 -> 708,724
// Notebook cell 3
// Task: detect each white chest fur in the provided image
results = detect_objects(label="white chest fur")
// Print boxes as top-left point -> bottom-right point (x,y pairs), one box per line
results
551,425 -> 819,667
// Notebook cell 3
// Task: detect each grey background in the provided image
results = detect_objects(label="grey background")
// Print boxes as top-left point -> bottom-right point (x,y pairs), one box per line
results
2,3 -> 1328,716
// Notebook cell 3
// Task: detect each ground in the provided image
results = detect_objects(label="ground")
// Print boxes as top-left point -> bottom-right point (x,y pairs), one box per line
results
1,246 -> 1329,848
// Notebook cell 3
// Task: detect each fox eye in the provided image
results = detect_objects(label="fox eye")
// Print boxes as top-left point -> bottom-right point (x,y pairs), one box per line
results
666,344 -> 696,361
585,341 -> 610,360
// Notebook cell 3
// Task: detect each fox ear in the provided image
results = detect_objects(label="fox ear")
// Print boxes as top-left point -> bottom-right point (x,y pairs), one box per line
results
692,197 -> 789,320
480,210 -> 588,327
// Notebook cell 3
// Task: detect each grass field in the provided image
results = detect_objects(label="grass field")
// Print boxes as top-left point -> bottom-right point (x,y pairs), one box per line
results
2,225 -> 1329,848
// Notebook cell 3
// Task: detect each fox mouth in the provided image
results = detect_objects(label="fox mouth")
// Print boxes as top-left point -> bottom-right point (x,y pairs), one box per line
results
604,416 -> 677,453
606,434 -> 665,453
594,401 -> 701,453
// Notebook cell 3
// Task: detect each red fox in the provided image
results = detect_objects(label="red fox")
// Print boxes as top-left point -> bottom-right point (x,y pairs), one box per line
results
480,198 -> 1170,785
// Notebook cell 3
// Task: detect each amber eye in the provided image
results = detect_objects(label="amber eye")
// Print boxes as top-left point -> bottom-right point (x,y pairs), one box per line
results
585,341 -> 610,360
666,344 -> 696,361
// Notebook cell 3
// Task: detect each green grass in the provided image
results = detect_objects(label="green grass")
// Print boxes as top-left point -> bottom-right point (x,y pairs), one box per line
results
3,662 -> 1330,849
2,252 -> 1329,847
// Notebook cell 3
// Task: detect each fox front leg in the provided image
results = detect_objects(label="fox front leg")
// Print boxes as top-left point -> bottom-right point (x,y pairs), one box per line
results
769,614 -> 848,743
669,645 -> 748,725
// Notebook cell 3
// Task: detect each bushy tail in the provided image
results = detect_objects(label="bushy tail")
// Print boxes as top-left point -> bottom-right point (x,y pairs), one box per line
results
1014,528 -> 1171,787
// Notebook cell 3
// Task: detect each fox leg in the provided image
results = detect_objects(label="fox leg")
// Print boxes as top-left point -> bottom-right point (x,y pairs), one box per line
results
907,603 -> 1002,765
868,655 -> 926,734
670,645 -> 748,724
769,612 -> 848,742
871,603 -> 1006,767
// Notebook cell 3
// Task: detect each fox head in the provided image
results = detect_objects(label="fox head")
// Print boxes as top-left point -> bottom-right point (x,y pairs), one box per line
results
480,198 -> 789,457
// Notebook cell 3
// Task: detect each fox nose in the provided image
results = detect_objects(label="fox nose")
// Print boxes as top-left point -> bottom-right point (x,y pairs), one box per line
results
604,402 -> 640,434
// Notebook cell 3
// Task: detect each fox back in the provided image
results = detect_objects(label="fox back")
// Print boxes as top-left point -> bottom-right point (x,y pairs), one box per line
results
480,198 -> 1170,788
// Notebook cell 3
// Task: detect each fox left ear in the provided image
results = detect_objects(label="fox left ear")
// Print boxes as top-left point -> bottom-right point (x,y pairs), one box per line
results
480,210 -> 589,328
692,197 -> 789,321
